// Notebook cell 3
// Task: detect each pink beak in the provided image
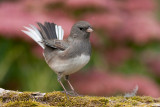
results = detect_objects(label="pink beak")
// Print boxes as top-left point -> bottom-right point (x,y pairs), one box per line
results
86,27 -> 93,32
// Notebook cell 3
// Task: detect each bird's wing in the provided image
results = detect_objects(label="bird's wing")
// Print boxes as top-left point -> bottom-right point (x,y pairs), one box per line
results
44,39 -> 69,50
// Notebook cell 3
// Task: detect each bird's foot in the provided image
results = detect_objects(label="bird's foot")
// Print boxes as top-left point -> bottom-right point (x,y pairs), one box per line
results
62,91 -> 81,97
68,91 -> 79,96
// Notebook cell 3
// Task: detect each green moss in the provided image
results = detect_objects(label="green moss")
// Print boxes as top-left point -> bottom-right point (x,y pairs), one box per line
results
4,100 -> 49,107
131,96 -> 154,103
43,91 -> 67,106
0,91 -> 160,106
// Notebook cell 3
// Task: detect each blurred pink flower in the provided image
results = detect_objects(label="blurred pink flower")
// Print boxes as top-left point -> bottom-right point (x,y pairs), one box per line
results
0,0 -> 159,44
85,13 -> 160,44
70,70 -> 160,97
142,53 -> 160,77
89,33 -> 102,48
85,13 -> 122,31
116,14 -> 160,43
0,1 -> 74,39
122,0 -> 155,12
105,47 -> 132,66
66,0 -> 109,8
0,2 -> 46,38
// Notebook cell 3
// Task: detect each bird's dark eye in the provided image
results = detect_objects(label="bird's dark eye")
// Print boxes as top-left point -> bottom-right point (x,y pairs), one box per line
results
79,27 -> 84,30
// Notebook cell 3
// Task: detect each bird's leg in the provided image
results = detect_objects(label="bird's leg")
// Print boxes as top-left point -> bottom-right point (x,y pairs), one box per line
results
57,74 -> 77,98
65,75 -> 79,96
57,73 -> 69,97
65,75 -> 74,91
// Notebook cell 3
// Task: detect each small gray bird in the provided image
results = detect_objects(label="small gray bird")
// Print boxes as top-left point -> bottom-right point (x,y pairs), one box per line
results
22,21 -> 93,96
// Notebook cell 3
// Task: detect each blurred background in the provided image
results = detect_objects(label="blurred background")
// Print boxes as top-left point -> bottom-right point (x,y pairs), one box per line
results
0,0 -> 160,98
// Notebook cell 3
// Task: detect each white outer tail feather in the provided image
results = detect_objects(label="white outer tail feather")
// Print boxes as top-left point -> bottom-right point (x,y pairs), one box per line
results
55,25 -> 64,40
21,24 -> 64,49
22,25 -> 44,49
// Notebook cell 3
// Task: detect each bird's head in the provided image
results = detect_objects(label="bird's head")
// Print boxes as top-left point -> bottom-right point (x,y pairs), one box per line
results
70,21 -> 93,40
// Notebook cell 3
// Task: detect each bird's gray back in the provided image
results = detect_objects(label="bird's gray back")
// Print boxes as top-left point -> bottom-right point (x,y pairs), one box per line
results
43,39 -> 91,60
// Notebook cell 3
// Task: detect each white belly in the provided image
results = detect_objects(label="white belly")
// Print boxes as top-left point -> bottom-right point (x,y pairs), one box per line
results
50,54 -> 90,75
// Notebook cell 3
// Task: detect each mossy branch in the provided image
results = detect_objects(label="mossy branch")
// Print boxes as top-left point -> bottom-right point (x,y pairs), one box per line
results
0,88 -> 160,106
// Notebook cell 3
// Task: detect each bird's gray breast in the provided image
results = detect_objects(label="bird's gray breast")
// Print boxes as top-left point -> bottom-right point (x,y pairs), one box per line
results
43,39 -> 91,75
51,53 -> 90,75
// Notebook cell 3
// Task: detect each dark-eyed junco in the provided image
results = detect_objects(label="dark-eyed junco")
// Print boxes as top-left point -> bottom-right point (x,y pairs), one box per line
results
22,21 -> 93,96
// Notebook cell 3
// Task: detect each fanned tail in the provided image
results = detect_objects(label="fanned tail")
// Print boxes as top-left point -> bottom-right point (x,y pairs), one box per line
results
21,22 -> 64,49
37,22 -> 64,40
22,24 -> 44,48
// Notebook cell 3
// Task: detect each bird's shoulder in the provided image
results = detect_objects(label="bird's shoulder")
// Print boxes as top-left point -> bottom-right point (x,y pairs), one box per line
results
44,39 -> 69,50
58,39 -> 91,59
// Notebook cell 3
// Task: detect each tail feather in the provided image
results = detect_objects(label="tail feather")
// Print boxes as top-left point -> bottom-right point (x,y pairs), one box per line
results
22,22 -> 64,49
29,24 -> 42,39
22,25 -> 44,48
44,22 -> 52,39
58,26 -> 62,40
24,26 -> 41,41
37,22 -> 49,40
37,22 -> 64,40
44,22 -> 57,39
51,23 -> 58,38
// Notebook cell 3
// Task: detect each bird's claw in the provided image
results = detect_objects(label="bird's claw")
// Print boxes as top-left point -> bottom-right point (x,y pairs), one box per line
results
62,91 -> 80,97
